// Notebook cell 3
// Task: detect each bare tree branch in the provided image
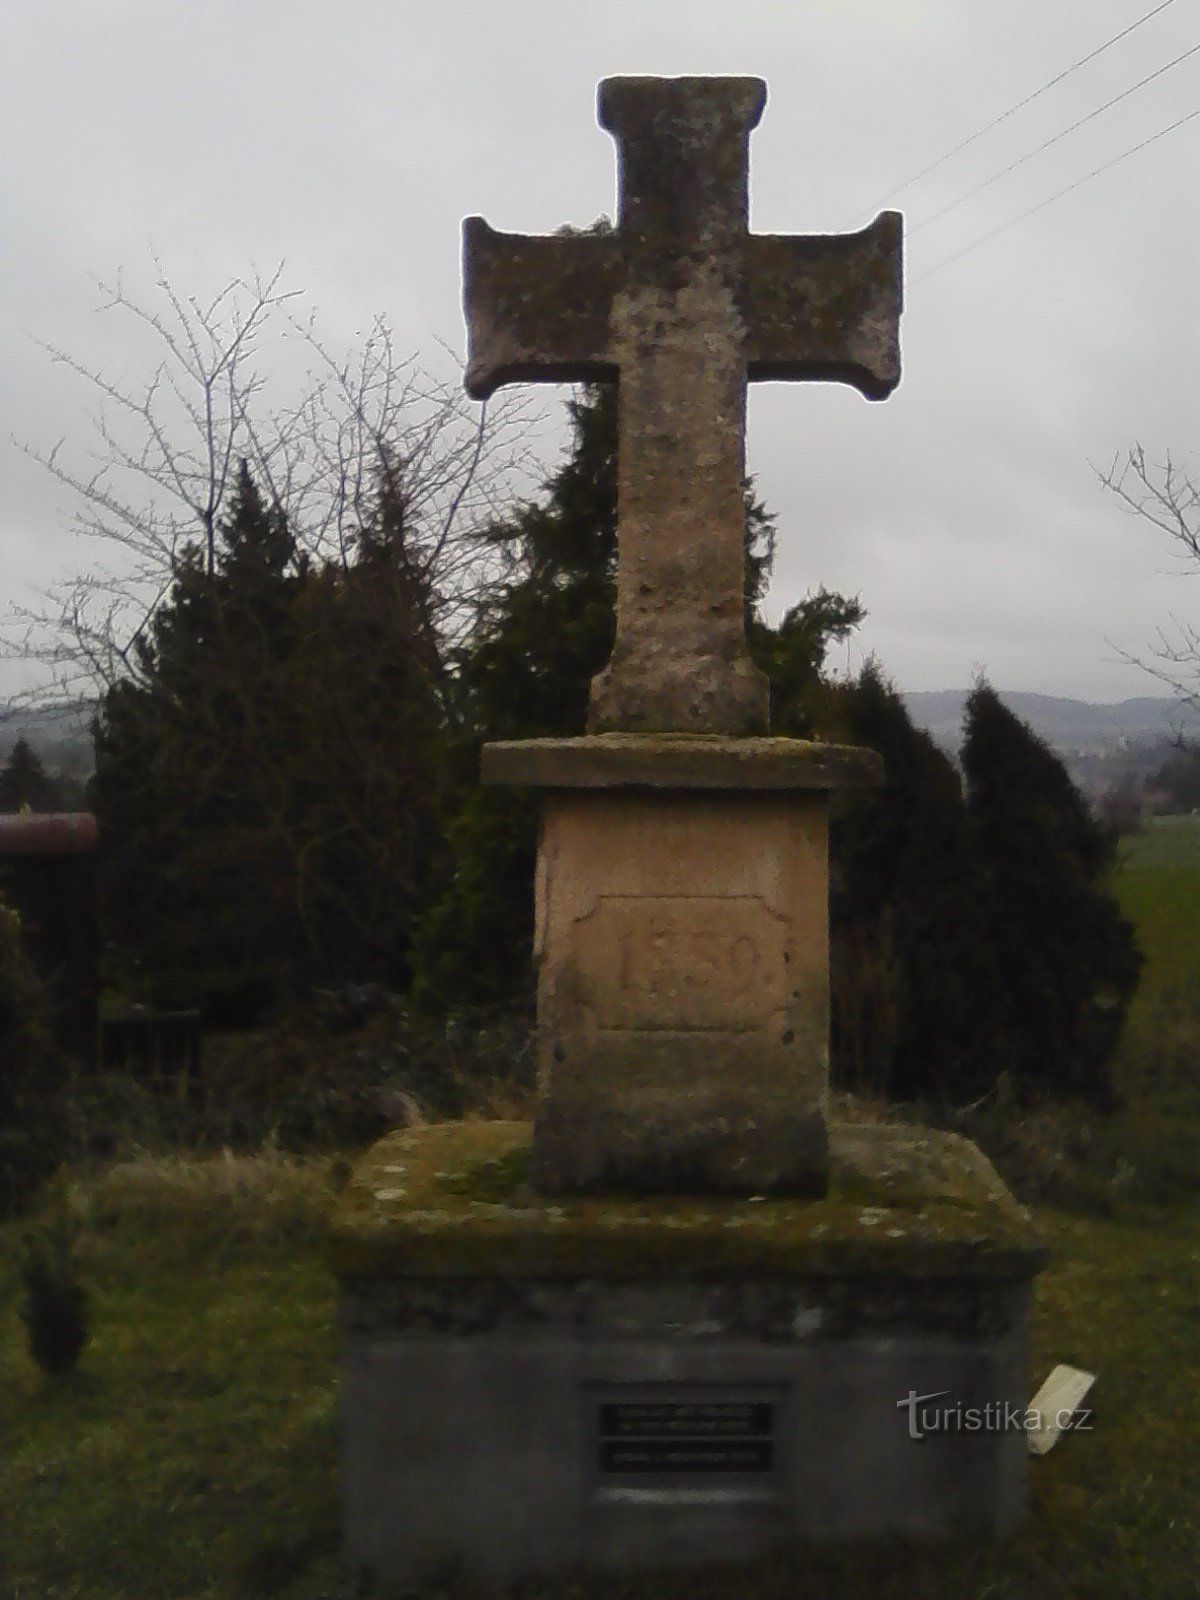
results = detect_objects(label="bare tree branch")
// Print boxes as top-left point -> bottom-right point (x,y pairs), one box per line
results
1099,445 -> 1200,560
1099,444 -> 1200,724
6,260 -> 542,713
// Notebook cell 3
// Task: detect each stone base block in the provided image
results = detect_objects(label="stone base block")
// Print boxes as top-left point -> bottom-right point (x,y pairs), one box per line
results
331,1121 -> 1045,1593
481,736 -> 886,1199
533,1091 -> 830,1197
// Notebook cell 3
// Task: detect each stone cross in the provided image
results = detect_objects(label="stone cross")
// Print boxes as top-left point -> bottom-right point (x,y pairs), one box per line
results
463,75 -> 902,734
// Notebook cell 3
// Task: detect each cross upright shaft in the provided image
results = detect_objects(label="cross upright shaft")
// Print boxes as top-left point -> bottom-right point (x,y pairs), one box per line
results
463,76 -> 903,734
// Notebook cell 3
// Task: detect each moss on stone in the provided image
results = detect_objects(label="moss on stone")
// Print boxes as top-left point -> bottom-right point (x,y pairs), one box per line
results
328,1119 -> 1045,1282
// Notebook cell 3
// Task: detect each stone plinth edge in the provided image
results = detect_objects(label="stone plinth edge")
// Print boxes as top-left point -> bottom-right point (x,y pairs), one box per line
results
329,1119 -> 1046,1284
481,734 -> 884,791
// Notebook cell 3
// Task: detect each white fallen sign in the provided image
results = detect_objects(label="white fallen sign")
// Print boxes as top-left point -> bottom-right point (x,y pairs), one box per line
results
1026,1363 -> 1096,1455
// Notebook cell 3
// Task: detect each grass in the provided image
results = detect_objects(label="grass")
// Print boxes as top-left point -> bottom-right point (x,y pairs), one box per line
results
1,1158 -> 345,1600
1090,814 -> 1200,1208
1113,812 -> 1200,1016
2,1164 -> 1198,1599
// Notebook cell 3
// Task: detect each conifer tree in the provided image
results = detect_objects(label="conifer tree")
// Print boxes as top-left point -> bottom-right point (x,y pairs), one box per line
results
93,458 -> 443,1018
962,682 -> 1142,1104
822,667 -> 986,1100
94,464 -> 305,1014
412,387 -> 622,1011
0,739 -> 64,814
412,384 -> 848,1012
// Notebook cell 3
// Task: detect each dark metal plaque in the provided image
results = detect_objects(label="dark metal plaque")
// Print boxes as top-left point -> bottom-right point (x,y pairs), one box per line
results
598,1400 -> 775,1474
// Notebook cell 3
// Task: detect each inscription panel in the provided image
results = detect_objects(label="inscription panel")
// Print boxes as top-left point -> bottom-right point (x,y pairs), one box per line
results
571,895 -> 787,1032
598,1401 -> 774,1473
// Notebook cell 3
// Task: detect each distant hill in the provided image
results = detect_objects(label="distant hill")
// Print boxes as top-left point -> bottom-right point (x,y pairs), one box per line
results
0,699 -> 97,777
903,690 -> 1198,756
903,690 -> 1200,805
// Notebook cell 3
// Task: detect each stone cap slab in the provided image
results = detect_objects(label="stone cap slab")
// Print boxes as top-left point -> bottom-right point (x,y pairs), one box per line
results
329,1120 -> 1046,1282
481,734 -> 884,792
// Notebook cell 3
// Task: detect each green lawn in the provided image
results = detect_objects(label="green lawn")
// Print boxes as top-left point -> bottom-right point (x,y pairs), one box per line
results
1097,816 -> 1200,1208
3,1160 -> 1199,1600
1,1162 -> 344,1600
1113,813 -> 1200,1010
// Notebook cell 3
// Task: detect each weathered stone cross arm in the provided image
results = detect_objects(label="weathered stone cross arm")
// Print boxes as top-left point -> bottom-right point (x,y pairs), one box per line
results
463,216 -> 900,401
462,221 -> 621,396
463,76 -> 903,734
738,224 -> 902,396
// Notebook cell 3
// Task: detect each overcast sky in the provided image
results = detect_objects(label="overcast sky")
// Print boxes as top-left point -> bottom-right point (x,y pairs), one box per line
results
3,0 -> 1199,705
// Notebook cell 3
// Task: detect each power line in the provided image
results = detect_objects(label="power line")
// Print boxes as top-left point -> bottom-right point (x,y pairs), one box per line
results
911,102 -> 1200,284
910,38 -> 1200,236
839,0 -> 1181,228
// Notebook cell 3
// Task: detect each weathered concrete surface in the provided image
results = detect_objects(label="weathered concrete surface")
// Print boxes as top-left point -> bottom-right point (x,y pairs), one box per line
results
340,1318 -> 1033,1591
333,1121 -> 1045,1593
481,732 -> 884,791
328,1120 -> 1046,1281
531,790 -> 834,1195
462,75 -> 903,734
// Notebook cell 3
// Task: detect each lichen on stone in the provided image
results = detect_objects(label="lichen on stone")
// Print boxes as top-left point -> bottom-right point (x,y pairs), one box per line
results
328,1119 -> 1045,1282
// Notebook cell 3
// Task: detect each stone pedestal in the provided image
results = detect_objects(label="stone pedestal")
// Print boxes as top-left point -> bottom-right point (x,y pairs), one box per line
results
325,66 -> 1043,1596
331,1120 -> 1046,1594
481,735 -> 882,1197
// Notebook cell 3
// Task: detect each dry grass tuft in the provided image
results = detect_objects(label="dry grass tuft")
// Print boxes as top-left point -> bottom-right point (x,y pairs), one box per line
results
74,1147 -> 341,1254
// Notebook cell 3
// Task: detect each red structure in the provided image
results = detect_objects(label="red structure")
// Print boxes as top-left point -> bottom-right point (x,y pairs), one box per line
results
0,813 -> 99,1068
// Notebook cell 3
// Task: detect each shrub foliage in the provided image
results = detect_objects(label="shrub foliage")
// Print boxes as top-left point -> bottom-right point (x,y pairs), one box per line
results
19,1199 -> 89,1377
823,675 -> 1141,1105
93,463 -> 442,1021
0,894 -> 66,1214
